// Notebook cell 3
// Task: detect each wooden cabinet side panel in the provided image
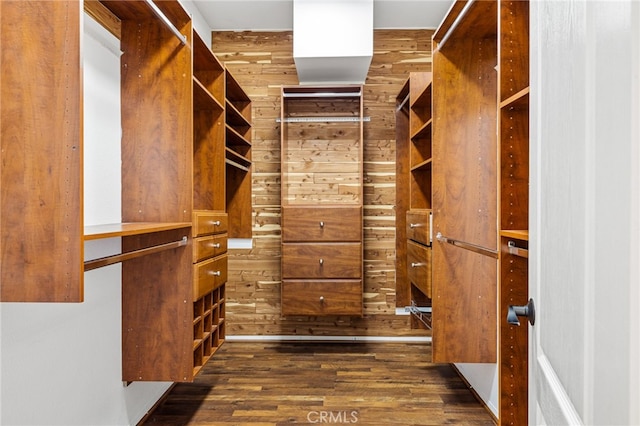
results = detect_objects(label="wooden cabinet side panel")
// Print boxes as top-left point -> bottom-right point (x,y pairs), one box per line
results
500,242 -> 529,425
120,19 -> 193,224
122,230 -> 194,382
1,1 -> 83,302
432,242 -> 497,363
432,39 -> 498,251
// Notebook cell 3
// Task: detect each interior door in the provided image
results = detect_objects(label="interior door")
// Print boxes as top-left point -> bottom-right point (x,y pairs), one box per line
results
529,0 -> 640,424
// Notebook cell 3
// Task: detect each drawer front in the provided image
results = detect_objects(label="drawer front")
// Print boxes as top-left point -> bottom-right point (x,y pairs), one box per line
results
281,280 -> 362,316
193,211 -> 228,237
282,206 -> 361,242
407,240 -> 432,298
193,254 -> 228,301
193,234 -> 228,263
282,243 -> 361,279
407,210 -> 431,246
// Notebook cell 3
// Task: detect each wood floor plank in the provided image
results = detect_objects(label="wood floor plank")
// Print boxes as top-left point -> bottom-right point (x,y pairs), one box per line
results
143,342 -> 495,425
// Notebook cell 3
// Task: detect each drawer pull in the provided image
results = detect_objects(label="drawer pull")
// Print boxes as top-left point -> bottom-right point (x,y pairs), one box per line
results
319,296 -> 324,303
411,262 -> 422,268
319,221 -> 324,228
409,223 -> 420,228
319,258 -> 324,265
209,270 -> 221,276
209,220 -> 221,226
208,242 -> 221,248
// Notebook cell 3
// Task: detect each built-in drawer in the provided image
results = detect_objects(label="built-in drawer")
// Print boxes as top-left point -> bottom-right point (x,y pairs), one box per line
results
407,240 -> 432,298
193,210 -> 228,237
281,280 -> 362,316
193,254 -> 228,301
282,205 -> 361,242
193,233 -> 228,263
281,243 -> 361,279
407,209 -> 431,246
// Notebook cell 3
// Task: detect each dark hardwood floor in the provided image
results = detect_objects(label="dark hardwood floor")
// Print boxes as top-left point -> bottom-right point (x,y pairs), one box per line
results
143,342 -> 496,425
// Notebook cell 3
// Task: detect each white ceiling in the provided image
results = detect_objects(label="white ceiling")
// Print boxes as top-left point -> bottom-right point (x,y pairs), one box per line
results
191,0 -> 454,31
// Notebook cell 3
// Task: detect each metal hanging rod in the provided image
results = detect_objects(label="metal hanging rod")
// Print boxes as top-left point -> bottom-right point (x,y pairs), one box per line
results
144,0 -> 187,45
409,302 -> 432,330
84,236 -> 188,271
435,232 -> 499,259
282,91 -> 362,99
436,0 -> 475,51
507,241 -> 529,258
277,117 -> 371,123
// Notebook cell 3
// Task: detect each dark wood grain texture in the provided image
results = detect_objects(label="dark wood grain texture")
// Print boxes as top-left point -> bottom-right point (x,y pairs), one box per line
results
143,342 -> 496,425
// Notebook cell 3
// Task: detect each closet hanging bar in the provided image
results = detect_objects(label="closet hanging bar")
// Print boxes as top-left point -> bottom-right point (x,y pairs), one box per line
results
84,236 -> 188,271
507,240 -> 528,258
276,116 -> 371,123
435,232 -> 499,259
408,302 -> 432,329
144,0 -> 187,45
282,90 -> 362,99
436,0 -> 475,50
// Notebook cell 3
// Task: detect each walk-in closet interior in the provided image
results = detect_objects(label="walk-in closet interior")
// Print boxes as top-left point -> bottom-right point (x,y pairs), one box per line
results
1,0 -> 547,424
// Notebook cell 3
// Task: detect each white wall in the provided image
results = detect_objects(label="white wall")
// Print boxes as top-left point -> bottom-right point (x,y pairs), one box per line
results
455,363 -> 498,417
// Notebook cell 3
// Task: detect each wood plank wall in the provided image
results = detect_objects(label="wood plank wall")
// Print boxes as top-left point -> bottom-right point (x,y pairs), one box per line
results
212,30 -> 433,336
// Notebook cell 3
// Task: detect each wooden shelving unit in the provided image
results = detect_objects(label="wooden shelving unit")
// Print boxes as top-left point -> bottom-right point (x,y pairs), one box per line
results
429,0 -> 531,422
225,69 -> 253,238
1,0 -> 253,381
395,72 -> 434,329
280,85 -> 364,316
191,30 -> 228,375
498,0 -> 530,424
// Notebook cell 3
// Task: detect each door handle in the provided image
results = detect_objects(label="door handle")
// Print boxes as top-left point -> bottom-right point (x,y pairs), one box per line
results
507,298 -> 536,326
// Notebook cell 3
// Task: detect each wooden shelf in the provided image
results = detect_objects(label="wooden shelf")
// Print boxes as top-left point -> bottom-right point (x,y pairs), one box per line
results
84,222 -> 191,240
226,124 -> 252,148
194,78 -> 224,111
500,87 -> 530,110
411,159 -> 432,172
226,100 -> 251,128
225,148 -> 252,172
500,229 -> 529,241
411,119 -> 432,140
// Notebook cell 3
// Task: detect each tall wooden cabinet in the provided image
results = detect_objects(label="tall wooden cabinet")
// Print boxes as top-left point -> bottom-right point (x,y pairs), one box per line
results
280,86 -> 364,316
395,72 -> 434,327
192,30 -> 228,377
2,0 -> 252,382
432,0 -> 499,364
426,0 -> 530,423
